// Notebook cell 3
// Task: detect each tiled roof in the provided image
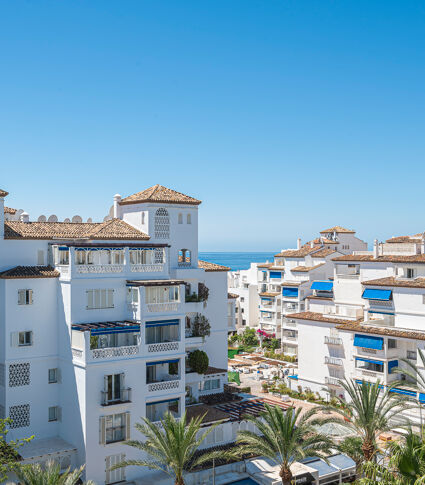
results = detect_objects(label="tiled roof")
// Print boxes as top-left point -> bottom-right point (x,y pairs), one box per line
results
291,264 -> 324,272
185,404 -> 229,424
311,248 -> 338,258
198,260 -> 230,272
257,263 -> 273,268
0,189 -> 9,197
320,226 -> 355,234
280,281 -> 303,287
4,206 -> 16,214
228,292 -> 239,299
204,366 -> 228,375
333,254 -> 425,264
274,245 -> 321,258
259,292 -> 280,297
4,219 -> 149,240
285,311 -> 362,325
0,266 -> 60,279
306,295 -> 333,300
362,276 -> 425,289
268,266 -> 285,271
336,322 -> 425,342
386,236 -> 422,244
120,184 -> 201,206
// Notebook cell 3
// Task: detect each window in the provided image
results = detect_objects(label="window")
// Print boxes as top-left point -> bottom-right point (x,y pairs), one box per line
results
104,374 -> 124,403
145,286 -> 179,304
407,350 -> 417,361
187,213 -> 191,224
37,250 -> 44,265
145,324 -> 179,344
127,287 -> 139,304
240,297 -> 245,303
406,268 -> 416,279
154,208 -> 170,239
18,289 -> 33,305
48,406 -> 59,422
102,412 -> 129,444
347,264 -> 360,275
106,454 -> 126,485
18,331 -> 32,347
178,213 -> 183,224
355,359 -> 384,373
242,319 -> 246,326
48,368 -> 58,384
178,249 -> 191,265
241,308 -> 244,313
86,289 -> 114,309
388,339 -> 397,349
199,379 -> 220,391
58,249 -> 69,265
75,250 -> 94,265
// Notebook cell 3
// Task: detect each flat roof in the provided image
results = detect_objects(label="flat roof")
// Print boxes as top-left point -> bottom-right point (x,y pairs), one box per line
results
72,320 -> 139,332
20,437 -> 77,460
127,279 -> 185,287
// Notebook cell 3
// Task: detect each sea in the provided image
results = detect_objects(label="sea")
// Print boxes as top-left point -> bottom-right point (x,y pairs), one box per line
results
199,252 -> 276,271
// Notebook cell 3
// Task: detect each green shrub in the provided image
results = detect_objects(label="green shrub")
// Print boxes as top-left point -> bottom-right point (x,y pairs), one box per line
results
192,313 -> 211,338
188,350 -> 209,374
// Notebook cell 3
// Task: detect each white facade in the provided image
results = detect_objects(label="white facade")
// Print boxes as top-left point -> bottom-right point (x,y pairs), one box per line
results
0,185 -> 229,484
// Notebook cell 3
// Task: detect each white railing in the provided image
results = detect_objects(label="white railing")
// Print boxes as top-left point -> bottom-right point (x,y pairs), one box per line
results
362,370 -> 378,377
91,345 -> 139,359
148,342 -> 179,353
146,302 -> 179,313
282,334 -> 297,341
57,265 -> 69,275
148,379 -> 180,392
130,264 -> 164,272
336,274 -> 360,279
76,264 -> 124,274
72,348 -> 83,358
325,376 -> 341,386
325,356 -> 343,366
284,320 -> 297,327
178,262 -> 192,268
324,336 -> 343,345
369,300 -> 393,308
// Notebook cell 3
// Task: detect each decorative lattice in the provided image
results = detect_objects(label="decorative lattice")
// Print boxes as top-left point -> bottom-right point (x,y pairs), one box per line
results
154,209 -> 170,239
0,364 -> 5,387
0,405 -> 5,419
148,380 -> 180,392
92,346 -> 139,359
154,248 -> 165,263
9,404 -> 30,428
148,342 -> 179,353
9,363 -> 30,387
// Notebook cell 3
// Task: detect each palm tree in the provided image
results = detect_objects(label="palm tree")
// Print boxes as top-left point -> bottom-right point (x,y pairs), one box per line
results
337,435 -> 364,476
9,459 -> 94,485
110,410 -> 222,485
320,379 -> 412,461
231,404 -> 333,485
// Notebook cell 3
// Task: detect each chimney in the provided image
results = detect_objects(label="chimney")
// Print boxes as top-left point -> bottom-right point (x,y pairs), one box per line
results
373,239 -> 379,258
297,238 -> 301,250
0,193 -> 5,239
113,194 -> 121,219
422,233 -> 425,254
310,240 -> 314,249
20,212 -> 29,223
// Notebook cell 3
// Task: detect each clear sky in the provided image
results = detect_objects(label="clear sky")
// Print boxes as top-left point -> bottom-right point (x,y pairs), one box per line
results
1,1 -> 425,251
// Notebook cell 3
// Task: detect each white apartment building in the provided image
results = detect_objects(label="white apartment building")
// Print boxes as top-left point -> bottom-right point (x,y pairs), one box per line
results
285,233 -> 425,423
0,185 -> 230,484
228,263 -> 260,332
256,227 -> 367,355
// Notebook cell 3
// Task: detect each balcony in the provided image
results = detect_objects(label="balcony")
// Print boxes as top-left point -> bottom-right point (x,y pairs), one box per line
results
146,302 -> 179,313
101,388 -> 132,406
325,356 -> 343,366
324,336 -> 343,345
147,341 -> 180,353
282,332 -> 297,341
147,378 -> 181,393
130,263 -> 165,273
325,376 -> 341,386
92,345 -> 139,360
76,264 -> 124,274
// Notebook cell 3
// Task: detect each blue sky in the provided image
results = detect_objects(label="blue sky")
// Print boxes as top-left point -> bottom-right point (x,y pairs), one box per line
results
1,1 -> 425,251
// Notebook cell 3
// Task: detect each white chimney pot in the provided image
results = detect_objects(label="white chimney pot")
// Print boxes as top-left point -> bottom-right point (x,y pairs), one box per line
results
20,212 -> 29,223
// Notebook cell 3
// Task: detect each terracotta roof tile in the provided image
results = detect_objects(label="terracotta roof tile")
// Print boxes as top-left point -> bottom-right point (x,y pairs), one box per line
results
291,264 -> 324,272
268,266 -> 285,271
280,281 -> 303,287
274,245 -> 322,258
0,189 -> 9,197
320,226 -> 355,234
4,206 -> 16,214
306,295 -> 334,300
386,236 -> 422,244
4,219 -> 149,240
257,263 -> 273,268
336,322 -> 425,342
120,184 -> 201,206
0,266 -> 60,279
362,276 -> 425,289
333,254 -> 425,264
198,260 -> 230,272
285,311 -> 362,325
228,292 -> 239,299
259,292 -> 280,297
204,366 -> 228,375
311,248 -> 339,258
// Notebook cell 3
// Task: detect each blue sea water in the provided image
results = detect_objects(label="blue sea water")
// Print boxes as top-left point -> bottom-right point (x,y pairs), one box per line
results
199,252 -> 275,271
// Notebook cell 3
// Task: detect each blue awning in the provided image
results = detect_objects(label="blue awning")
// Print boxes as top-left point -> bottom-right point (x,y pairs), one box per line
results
270,271 -> 282,279
75,247 -> 124,251
58,247 -> 69,251
388,360 -> 399,373
354,334 -> 384,350
288,375 -> 298,380
146,359 -> 179,366
90,325 -> 140,335
362,289 -> 392,301
282,287 -> 299,297
261,297 -> 272,301
146,398 -> 179,406
355,357 -> 384,365
390,388 -> 416,397
419,393 -> 425,403
311,281 -> 334,291
145,319 -> 180,328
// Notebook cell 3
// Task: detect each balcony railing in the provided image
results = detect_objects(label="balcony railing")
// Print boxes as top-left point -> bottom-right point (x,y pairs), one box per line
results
282,334 -> 297,341
76,264 -> 124,274
147,378 -> 181,392
324,336 -> 343,345
325,356 -> 343,366
91,345 -> 139,359
148,341 -> 180,353
177,262 -> 192,268
130,263 -> 164,272
146,302 -> 179,313
101,388 -> 132,406
325,376 -> 341,386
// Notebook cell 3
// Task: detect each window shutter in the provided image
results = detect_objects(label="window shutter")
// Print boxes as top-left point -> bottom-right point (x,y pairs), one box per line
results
57,368 -> 62,384
120,454 -> 126,481
29,331 -> 34,346
18,290 -> 25,305
108,289 -> 114,308
99,416 -> 106,445
28,290 -> 33,304
120,373 -> 125,391
57,406 -> 62,422
125,412 -> 130,440
105,455 -> 111,484
87,290 -> 93,309
10,332 -> 18,347
104,375 -> 109,392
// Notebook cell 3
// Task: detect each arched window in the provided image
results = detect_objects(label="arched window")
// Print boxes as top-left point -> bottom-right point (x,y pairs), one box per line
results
154,208 -> 170,239
178,249 -> 191,266
187,213 -> 191,224
178,213 -> 183,224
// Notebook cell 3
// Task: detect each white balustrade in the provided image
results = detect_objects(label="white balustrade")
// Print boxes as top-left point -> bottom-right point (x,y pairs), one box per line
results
146,303 -> 179,313
76,264 -> 124,274
91,345 -> 139,359
72,348 -> 83,358
148,342 -> 179,353
324,336 -> 343,345
325,376 -> 341,386
130,264 -> 164,272
325,356 -> 343,366
148,379 -> 180,392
